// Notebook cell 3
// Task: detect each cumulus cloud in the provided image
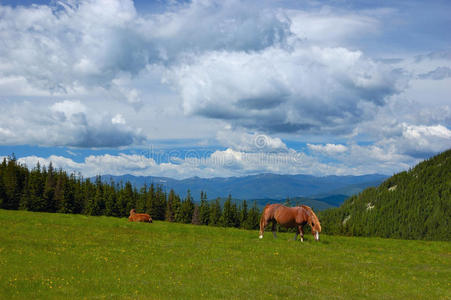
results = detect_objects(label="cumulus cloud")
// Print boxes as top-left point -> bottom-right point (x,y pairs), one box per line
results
0,0 -> 290,94
111,114 -> 126,125
167,45 -> 406,134
308,143 -> 348,155
395,123 -> 451,157
1,0 -> 450,177
16,149 -> 314,178
0,100 -> 144,147
216,130 -> 288,152
18,153 -> 156,177
0,0 -> 139,92
16,141 -> 423,179
287,9 -> 380,46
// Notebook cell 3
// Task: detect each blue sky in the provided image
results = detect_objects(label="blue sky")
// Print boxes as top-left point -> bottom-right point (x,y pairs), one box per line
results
0,0 -> 450,178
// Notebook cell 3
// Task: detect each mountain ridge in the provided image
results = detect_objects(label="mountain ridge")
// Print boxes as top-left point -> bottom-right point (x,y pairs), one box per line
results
93,173 -> 387,207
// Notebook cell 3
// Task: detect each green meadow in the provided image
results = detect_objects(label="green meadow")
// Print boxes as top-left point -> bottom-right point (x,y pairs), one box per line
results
0,209 -> 450,299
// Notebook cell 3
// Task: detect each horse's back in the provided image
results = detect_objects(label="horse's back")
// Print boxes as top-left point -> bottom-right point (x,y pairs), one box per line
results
263,204 -> 282,218
274,206 -> 301,227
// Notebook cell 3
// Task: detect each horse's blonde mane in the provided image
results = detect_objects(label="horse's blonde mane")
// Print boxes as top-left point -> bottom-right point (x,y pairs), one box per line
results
300,205 -> 321,232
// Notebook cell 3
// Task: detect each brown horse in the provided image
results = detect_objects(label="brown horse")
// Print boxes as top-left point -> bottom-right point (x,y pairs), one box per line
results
259,204 -> 321,241
129,209 -> 152,223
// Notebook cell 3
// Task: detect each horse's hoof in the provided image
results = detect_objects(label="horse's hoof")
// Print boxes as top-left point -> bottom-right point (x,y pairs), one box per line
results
259,235 -> 263,239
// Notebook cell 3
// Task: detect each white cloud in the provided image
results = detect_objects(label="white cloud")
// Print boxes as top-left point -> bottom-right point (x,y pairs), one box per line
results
287,9 -> 380,46
16,150 -> 317,178
216,130 -> 288,152
308,143 -> 348,155
0,0 -> 291,95
0,100 -> 144,147
1,0 -> 450,176
111,114 -> 126,125
167,44 -> 405,134
15,139 -> 426,179
397,123 -> 451,157
50,100 -> 86,116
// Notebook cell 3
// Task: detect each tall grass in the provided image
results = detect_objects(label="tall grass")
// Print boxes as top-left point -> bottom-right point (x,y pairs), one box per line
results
0,209 -> 450,299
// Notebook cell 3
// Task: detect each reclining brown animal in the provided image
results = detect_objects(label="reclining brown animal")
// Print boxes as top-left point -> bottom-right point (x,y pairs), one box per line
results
128,209 -> 152,223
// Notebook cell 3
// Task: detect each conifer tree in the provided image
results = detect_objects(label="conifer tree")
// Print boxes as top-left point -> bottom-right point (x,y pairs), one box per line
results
191,204 -> 200,225
239,199 -> 248,228
137,184 -> 147,213
54,171 -> 65,212
104,185 -> 118,217
145,183 -> 155,216
0,170 -> 5,208
43,162 -> 56,212
199,191 -> 210,225
209,198 -> 222,226
123,182 -> 135,216
244,201 -> 260,230
180,189 -> 194,223
221,194 -> 238,227
153,185 -> 167,220
172,191 -> 183,222
19,175 -> 29,211
165,189 -> 176,222
3,155 -> 27,210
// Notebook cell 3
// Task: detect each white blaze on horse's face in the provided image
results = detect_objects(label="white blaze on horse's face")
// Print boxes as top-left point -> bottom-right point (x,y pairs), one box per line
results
315,231 -> 320,241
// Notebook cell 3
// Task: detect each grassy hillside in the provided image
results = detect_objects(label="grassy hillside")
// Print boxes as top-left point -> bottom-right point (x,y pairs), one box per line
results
1,210 -> 450,299
320,149 -> 451,241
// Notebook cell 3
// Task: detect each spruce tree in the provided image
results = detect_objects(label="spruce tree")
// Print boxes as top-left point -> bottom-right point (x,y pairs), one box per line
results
209,198 -> 222,226
199,191 -> 210,225
191,204 -> 200,225
221,194 -> 238,227
166,189 -> 176,222
244,201 -> 260,230
54,171 -> 65,212
123,182 -> 135,216
239,200 -> 248,228
146,183 -> 155,216
153,185 -> 166,220
104,185 -> 118,216
180,190 -> 194,223
137,184 -> 147,213
43,162 -> 56,212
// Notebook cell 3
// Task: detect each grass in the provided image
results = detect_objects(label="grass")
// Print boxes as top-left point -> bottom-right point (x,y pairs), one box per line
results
0,209 -> 450,299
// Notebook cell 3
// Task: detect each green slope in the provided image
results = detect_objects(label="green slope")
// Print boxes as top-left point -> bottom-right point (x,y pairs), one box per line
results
320,149 -> 451,241
1,209 -> 450,299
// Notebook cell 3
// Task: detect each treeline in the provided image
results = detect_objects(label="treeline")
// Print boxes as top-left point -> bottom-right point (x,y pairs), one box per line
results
0,155 -> 261,230
319,149 -> 451,241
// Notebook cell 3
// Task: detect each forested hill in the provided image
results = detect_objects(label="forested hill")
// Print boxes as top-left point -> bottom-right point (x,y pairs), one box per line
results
320,149 -> 451,241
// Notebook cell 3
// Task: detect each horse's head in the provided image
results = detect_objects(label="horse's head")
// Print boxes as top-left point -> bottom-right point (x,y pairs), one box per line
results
304,206 -> 321,241
129,209 -> 136,216
310,217 -> 321,241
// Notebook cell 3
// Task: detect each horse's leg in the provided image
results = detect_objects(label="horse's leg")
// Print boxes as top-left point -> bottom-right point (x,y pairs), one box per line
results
294,226 -> 299,241
272,221 -> 277,238
299,225 -> 304,242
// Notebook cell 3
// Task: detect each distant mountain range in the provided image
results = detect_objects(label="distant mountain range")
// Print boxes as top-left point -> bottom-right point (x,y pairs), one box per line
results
94,173 -> 387,209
